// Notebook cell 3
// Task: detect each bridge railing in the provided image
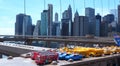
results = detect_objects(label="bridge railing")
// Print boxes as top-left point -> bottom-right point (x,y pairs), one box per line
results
0,42 -> 52,51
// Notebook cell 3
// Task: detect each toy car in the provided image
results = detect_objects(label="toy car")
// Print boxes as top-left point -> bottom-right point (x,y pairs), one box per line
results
65,54 -> 83,61
59,53 -> 68,60
31,50 -> 58,65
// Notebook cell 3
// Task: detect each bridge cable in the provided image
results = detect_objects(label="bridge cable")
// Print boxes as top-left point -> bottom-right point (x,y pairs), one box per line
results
23,0 -> 27,39
113,0 -> 117,20
59,0 -> 62,29
93,0 -> 95,15
108,0 -> 110,14
84,0 -> 86,16
44,0 -> 46,10
101,0 -> 103,17
24,0 -> 26,15
60,0 -> 62,19
119,0 -> 120,4
73,0 -> 75,14
93,0 -> 95,9
69,0 -> 70,4
84,0 -> 86,9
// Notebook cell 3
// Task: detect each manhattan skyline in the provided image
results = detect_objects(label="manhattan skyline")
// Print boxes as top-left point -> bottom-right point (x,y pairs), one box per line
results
0,0 -> 119,35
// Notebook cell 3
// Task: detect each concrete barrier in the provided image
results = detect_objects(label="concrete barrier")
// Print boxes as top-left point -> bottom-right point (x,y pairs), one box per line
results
0,42 -> 52,56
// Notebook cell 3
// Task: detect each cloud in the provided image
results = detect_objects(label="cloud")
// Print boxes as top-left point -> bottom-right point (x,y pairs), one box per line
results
0,28 -> 14,35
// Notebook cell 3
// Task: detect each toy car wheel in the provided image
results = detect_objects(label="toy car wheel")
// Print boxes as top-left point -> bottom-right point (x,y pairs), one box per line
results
89,54 -> 94,57
68,59 -> 73,62
102,54 -> 105,56
31,58 -> 34,60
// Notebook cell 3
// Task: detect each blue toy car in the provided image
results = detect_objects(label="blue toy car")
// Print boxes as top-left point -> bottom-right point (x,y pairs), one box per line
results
65,54 -> 83,61
59,53 -> 69,60
58,52 -> 83,61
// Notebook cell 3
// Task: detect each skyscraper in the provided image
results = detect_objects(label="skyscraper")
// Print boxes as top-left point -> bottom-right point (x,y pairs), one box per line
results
61,19 -> 69,36
15,13 -> 33,36
55,12 -> 58,22
110,9 -> 118,22
62,10 -> 69,19
79,16 -> 89,36
23,15 -> 32,35
61,5 -> 72,36
32,25 -> 35,35
118,5 -> 120,24
103,14 -> 115,32
33,20 -> 41,36
68,5 -> 73,36
52,12 -> 60,36
95,14 -> 101,37
73,11 -> 79,36
100,21 -> 108,37
68,5 -> 72,21
85,7 -> 95,35
73,11 -> 89,36
40,10 -> 48,36
15,14 -> 25,35
117,5 -> 120,32
103,14 -> 114,24
48,4 -> 53,36
52,22 -> 60,36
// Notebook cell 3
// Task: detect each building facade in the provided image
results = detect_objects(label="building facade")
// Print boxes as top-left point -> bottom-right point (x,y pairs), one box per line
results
73,11 -> 89,36
103,14 -> 114,24
48,4 -> 53,36
61,5 -> 73,36
85,7 -> 95,35
73,11 -> 79,36
110,9 -> 118,22
15,14 -> 33,36
61,19 -> 69,36
15,14 -> 25,35
117,5 -> 120,32
79,16 -> 89,36
33,20 -> 41,36
40,10 -> 48,36
52,22 -> 60,36
95,14 -> 101,37
52,12 -> 60,36
100,21 -> 109,37
55,12 -> 58,22
23,15 -> 32,36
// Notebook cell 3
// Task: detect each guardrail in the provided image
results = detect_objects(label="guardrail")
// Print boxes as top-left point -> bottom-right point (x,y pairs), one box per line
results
0,42 -> 52,51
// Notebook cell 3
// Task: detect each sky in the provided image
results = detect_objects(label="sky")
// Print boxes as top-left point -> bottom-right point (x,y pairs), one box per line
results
0,0 -> 119,35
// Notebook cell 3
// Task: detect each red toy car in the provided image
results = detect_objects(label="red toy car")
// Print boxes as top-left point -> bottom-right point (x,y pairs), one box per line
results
31,51 -> 39,60
31,50 -> 58,65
